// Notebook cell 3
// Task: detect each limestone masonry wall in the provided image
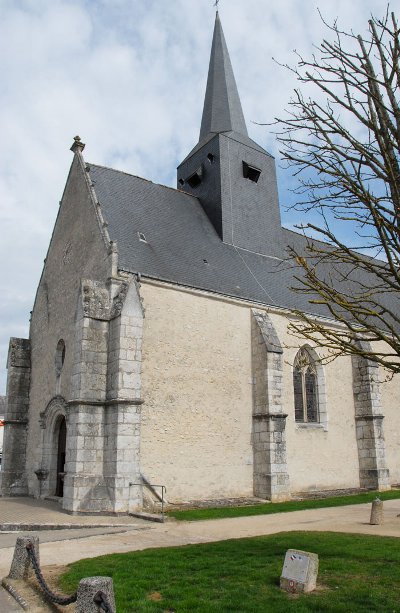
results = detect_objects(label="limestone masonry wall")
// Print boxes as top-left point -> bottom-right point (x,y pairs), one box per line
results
140,282 -> 254,502
27,154 -> 111,496
260,315 -> 361,494
138,282 -> 400,503
379,367 -> 400,485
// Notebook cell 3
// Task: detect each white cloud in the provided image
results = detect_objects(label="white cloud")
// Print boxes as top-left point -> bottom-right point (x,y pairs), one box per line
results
0,0 -> 396,392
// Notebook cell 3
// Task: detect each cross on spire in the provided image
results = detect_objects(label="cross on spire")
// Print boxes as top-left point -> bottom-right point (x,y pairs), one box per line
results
214,0 -> 220,10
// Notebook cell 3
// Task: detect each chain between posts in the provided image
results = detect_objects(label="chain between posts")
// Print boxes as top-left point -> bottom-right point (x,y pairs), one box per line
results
25,542 -> 78,606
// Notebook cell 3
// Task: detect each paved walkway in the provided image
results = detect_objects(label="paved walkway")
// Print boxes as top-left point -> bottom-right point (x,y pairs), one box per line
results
0,497 -> 151,610
1,497 -> 400,610
0,497 -> 146,528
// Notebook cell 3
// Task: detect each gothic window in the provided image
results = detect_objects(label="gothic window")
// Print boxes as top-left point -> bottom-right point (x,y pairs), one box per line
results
293,347 -> 319,423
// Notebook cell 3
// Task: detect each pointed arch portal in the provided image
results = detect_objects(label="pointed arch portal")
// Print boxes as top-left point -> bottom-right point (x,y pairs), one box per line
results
40,396 -> 68,498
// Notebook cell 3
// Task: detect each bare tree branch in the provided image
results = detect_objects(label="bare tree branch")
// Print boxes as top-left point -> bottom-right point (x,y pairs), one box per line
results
273,8 -> 400,373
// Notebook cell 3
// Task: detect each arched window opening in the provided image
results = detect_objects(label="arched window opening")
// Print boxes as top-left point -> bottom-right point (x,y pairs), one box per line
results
293,347 -> 319,423
55,339 -> 66,377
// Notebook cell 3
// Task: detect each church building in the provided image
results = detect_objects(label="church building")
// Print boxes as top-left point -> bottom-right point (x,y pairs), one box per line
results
2,14 -> 399,514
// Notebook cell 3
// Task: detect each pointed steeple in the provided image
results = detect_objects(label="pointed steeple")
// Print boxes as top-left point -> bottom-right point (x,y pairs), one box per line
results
200,13 -> 248,140
177,13 -> 282,258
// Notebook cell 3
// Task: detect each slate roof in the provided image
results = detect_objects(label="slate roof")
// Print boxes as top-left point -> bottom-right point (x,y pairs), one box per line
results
181,129 -> 269,166
88,12 -> 330,317
200,12 -> 248,141
180,14 -> 269,166
90,163 -> 333,318
86,12 -> 400,328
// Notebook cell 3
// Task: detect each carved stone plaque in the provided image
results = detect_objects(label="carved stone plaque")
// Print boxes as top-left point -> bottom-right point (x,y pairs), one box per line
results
280,549 -> 318,593
282,550 -> 310,582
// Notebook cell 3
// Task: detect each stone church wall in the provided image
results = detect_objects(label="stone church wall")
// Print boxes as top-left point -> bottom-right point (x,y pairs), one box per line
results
272,318 -> 399,494
26,154 -> 111,496
139,281 -> 395,503
140,281 -> 254,502
271,313 -> 361,493
379,367 -> 400,486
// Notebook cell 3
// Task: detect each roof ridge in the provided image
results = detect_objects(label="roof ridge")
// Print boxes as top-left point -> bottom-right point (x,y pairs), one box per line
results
88,163 -> 200,200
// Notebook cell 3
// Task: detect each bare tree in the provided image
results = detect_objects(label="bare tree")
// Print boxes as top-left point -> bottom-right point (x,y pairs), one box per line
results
275,8 -> 400,373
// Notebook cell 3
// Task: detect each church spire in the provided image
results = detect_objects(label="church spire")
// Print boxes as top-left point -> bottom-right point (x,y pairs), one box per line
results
178,12 -> 282,257
199,12 -> 248,140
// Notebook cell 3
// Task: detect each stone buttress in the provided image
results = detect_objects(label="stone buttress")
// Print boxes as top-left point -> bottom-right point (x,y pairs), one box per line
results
1,339 -> 31,495
251,310 -> 290,501
63,275 -> 144,513
352,341 -> 390,491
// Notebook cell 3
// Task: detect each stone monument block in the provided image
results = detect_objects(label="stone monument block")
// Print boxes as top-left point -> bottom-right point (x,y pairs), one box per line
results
280,549 -> 319,593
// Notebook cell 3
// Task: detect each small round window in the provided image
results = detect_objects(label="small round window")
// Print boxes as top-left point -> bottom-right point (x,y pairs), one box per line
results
55,340 -> 66,377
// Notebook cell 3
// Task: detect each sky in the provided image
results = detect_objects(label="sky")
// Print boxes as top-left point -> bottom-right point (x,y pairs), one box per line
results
0,0 -> 396,394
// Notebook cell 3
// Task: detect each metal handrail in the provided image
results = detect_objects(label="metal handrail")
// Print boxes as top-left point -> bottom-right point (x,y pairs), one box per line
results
130,482 -> 166,521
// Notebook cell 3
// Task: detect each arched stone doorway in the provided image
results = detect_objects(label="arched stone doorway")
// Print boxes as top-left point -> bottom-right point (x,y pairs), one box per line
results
55,417 -> 66,497
39,396 -> 68,498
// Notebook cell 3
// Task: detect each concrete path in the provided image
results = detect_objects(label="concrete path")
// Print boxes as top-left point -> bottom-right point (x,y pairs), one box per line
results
0,497 -> 146,528
1,497 -> 400,610
1,498 -> 400,579
0,525 -> 152,549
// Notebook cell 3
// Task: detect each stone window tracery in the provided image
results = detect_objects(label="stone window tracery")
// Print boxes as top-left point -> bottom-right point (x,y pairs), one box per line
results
293,347 -> 319,423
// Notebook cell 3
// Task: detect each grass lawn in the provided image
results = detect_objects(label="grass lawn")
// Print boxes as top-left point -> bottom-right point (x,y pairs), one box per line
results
167,489 -> 400,521
59,531 -> 400,612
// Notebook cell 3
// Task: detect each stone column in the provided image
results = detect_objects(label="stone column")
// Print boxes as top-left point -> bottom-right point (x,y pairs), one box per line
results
1,338 -> 31,496
251,311 -> 290,501
352,342 -> 390,491
104,278 -> 144,513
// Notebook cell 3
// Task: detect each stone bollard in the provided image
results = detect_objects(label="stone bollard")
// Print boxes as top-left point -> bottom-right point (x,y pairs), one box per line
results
8,536 -> 39,580
370,497 -> 383,525
76,576 -> 116,613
